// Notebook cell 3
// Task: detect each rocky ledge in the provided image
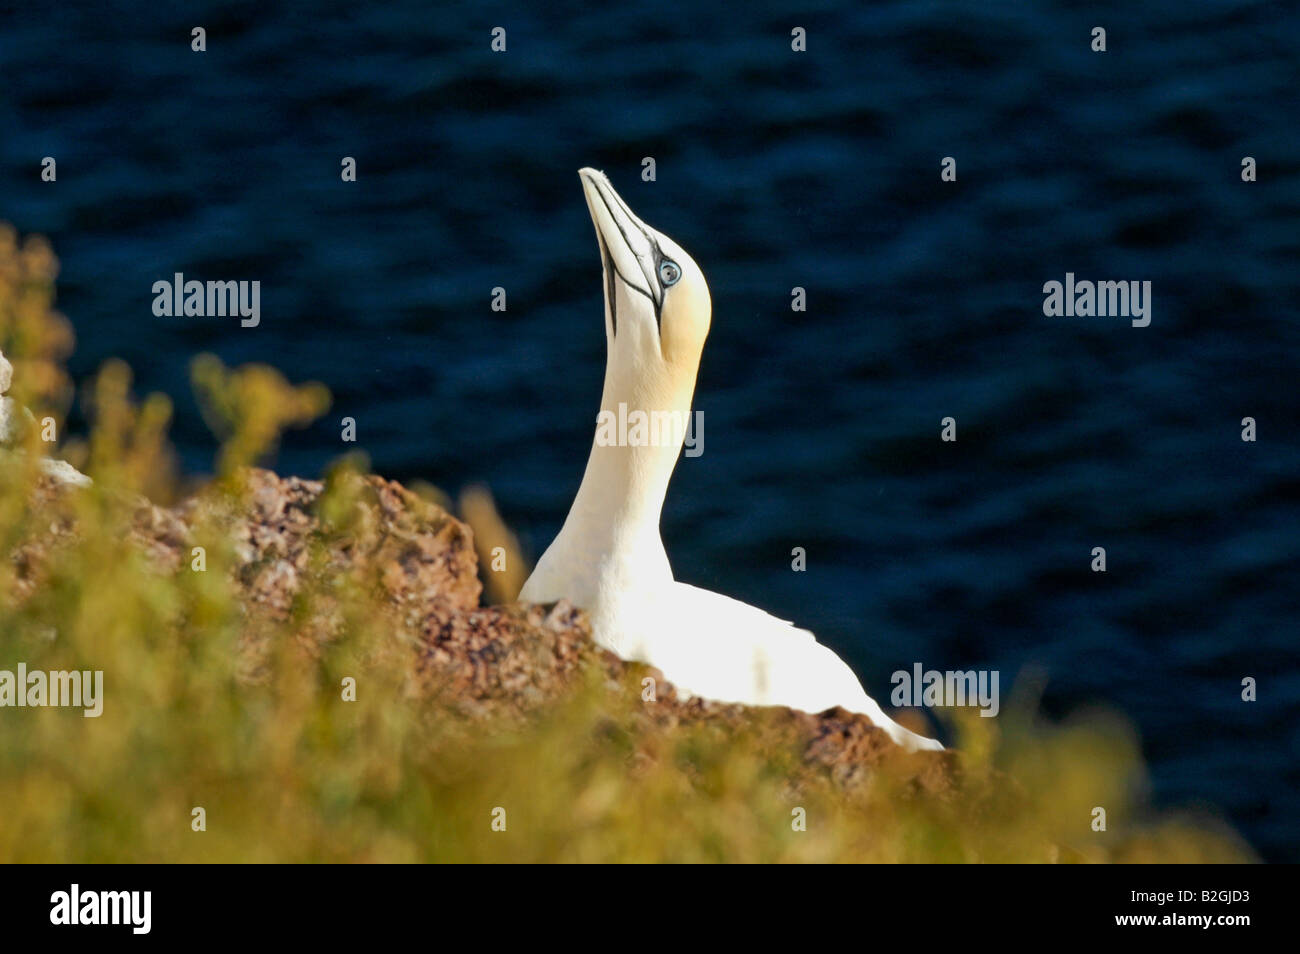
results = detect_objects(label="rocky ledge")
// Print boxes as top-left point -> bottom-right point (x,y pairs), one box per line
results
12,463 -> 955,798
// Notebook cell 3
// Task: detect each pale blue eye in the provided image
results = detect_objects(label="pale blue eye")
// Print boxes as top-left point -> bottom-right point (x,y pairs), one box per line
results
659,260 -> 681,286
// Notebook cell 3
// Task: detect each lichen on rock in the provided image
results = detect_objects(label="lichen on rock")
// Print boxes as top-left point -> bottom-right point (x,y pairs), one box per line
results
11,460 -> 953,799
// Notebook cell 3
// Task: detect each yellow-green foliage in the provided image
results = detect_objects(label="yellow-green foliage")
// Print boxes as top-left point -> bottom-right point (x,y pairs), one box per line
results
0,228 -> 1252,863
0,225 -> 74,419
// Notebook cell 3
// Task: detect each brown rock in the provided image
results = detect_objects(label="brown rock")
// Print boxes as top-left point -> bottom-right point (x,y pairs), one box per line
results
9,464 -> 953,798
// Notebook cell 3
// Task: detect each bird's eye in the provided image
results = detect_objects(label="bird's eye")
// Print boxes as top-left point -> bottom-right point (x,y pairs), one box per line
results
659,260 -> 681,286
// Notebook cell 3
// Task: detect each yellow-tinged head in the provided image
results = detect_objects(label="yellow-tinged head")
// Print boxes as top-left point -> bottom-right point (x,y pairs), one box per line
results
578,168 -> 711,379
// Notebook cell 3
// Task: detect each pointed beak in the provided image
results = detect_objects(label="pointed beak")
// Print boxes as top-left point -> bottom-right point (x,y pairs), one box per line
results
578,168 -> 662,310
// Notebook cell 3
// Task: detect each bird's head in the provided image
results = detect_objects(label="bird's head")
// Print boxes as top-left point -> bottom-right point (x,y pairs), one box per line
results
578,168 -> 711,379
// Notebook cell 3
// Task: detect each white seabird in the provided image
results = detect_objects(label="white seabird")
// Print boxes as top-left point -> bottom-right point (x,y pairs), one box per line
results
520,169 -> 942,752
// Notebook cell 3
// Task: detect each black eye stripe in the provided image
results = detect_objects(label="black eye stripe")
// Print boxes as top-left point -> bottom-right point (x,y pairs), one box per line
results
600,237 -> 617,337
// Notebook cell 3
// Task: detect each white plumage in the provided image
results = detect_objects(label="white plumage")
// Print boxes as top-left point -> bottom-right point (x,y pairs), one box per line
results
520,169 -> 941,753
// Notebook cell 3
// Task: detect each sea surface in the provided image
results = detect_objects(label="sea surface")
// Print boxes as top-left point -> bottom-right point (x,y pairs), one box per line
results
2,1 -> 1297,859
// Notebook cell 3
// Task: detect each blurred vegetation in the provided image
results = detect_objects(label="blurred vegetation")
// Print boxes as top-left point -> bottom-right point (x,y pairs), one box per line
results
0,227 -> 1253,862
459,483 -> 528,604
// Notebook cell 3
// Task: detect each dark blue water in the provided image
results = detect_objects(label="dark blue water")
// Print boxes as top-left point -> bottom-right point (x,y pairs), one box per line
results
3,1 -> 1297,860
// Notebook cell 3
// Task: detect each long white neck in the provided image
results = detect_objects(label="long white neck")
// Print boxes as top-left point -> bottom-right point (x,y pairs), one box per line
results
556,342 -> 698,561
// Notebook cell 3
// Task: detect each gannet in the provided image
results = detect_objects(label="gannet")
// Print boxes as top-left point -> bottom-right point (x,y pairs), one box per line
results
520,169 -> 943,752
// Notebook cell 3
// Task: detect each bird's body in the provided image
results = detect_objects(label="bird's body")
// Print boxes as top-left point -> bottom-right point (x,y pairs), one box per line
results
520,169 -> 941,752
